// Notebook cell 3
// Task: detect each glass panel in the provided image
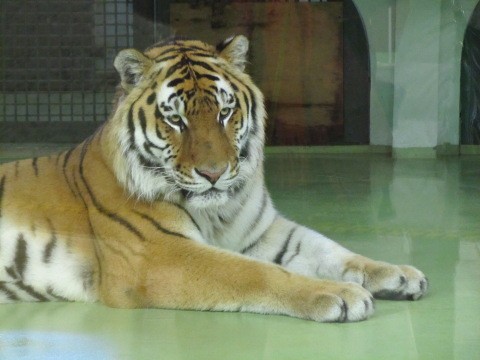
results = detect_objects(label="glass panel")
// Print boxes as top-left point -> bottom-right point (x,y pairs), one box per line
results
0,0 -> 369,144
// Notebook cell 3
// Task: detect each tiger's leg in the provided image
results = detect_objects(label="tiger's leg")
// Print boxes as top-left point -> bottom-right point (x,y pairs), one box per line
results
242,216 -> 428,301
98,239 -> 374,322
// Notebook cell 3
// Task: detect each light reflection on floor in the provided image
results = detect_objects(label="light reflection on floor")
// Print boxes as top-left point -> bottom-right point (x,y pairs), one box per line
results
0,331 -> 115,360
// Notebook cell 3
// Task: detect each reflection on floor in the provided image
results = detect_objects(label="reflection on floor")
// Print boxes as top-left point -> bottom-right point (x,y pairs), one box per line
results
0,146 -> 479,360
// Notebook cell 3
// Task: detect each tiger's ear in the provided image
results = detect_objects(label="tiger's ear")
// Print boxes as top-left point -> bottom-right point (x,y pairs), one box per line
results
114,49 -> 153,92
216,35 -> 249,72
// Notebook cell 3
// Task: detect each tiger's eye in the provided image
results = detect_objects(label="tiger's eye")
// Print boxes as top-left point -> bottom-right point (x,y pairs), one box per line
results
220,108 -> 231,117
170,114 -> 182,124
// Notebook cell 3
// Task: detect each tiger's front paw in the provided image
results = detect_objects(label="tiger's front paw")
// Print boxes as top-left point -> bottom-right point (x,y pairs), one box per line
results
342,257 -> 428,301
295,281 -> 375,322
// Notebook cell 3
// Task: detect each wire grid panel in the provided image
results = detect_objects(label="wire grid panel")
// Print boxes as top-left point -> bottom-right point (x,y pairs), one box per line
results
0,0 -> 133,125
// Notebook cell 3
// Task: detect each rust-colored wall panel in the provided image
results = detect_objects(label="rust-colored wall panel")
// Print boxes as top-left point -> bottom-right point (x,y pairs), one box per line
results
171,3 -> 343,145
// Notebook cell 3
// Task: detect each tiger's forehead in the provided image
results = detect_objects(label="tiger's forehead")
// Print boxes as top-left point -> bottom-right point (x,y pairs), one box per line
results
146,44 -> 234,111
156,72 -> 233,114
144,39 -> 215,60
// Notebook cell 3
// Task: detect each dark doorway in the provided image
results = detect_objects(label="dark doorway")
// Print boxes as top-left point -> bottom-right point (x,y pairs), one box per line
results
343,0 -> 370,145
461,1 -> 480,144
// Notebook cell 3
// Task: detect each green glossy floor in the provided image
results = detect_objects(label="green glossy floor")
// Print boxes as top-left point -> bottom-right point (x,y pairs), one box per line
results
0,146 -> 479,360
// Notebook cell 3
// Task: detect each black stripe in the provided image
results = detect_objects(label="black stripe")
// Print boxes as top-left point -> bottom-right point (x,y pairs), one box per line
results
218,214 -> 228,224
0,175 -> 5,218
165,57 -> 188,78
128,106 -> 136,150
198,88 -> 217,99
176,88 -> 184,97
43,227 -> 57,264
68,171 -> 103,285
221,71 -> 239,91
62,148 -> 78,198
155,47 -> 179,58
156,48 -> 211,60
14,161 -> 19,178
240,138 -> 250,160
5,266 -> 16,279
188,59 -> 215,72
165,89 -> 185,104
78,139 -> 146,242
245,86 -> 258,133
147,92 -> 156,105
160,103 -> 173,112
144,140 -> 170,154
182,45 -> 212,52
241,92 -> 249,130
138,109 -> 168,153
248,190 -> 268,233
163,153 -> 175,162
168,78 -> 184,87
168,93 -> 177,102
229,177 -> 247,198
284,241 -> 302,266
134,210 -> 189,240
180,46 -> 212,53
82,268 -> 94,292
155,122 -> 167,141
137,108 -> 159,157
191,52 -> 216,59
195,73 -> 219,81
15,282 -> 48,302
31,157 -> 39,177
137,154 -> 158,168
185,89 -> 196,100
72,133 -> 144,266
180,67 -> 191,78
154,106 -> 162,119
72,171 -> 85,209
138,108 -> 148,134
143,143 -> 153,156
0,282 -> 19,301
169,203 -> 201,234
240,229 -> 267,254
155,54 -> 181,63
127,86 -> 157,152
239,193 -> 272,255
99,235 -> 134,264
137,154 -> 168,177
219,68 -> 256,132
230,80 -> 239,92
14,234 -> 28,279
84,221 -> 103,287
209,85 -> 218,92
46,286 -> 70,302
273,227 -> 297,265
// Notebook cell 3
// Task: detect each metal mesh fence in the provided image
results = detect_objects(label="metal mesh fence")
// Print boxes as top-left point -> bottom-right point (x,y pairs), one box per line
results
0,0 -> 359,145
0,0 -> 133,141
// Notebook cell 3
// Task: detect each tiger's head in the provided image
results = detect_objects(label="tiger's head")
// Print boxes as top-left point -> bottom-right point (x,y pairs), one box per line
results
108,36 -> 265,208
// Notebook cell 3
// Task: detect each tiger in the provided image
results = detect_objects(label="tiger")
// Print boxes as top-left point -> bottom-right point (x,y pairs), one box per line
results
0,35 -> 427,322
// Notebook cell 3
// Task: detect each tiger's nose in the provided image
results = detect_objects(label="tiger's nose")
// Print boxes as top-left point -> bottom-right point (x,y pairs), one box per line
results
195,165 -> 227,184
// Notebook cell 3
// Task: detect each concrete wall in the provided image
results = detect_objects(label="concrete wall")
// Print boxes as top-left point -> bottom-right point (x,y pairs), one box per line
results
353,0 -> 479,155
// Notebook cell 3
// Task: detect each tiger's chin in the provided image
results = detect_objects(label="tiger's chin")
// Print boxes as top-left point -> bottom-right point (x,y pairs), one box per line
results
182,188 -> 230,209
